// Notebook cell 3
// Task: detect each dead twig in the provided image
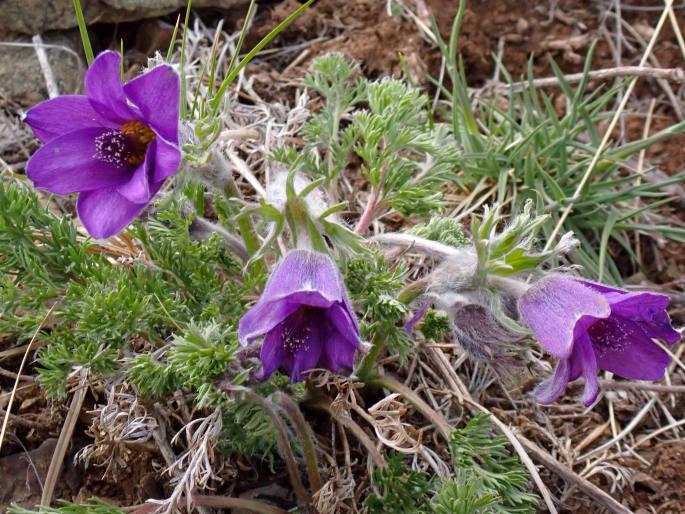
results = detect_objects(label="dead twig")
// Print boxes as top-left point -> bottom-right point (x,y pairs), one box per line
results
501,65 -> 685,91
193,494 -> 289,514
599,379 -> 685,394
32,34 -> 59,99
0,409 -> 46,430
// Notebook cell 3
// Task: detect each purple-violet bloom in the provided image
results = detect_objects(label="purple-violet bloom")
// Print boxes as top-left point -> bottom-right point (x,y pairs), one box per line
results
24,50 -> 181,239
519,275 -> 681,406
238,249 -> 363,382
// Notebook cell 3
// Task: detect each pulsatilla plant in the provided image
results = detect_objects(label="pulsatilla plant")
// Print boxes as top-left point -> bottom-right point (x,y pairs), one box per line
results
6,1 -> 684,512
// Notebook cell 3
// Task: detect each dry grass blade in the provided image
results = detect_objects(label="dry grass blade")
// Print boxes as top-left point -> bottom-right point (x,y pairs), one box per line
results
517,435 -> 632,514
467,400 -> 560,514
314,399 -> 387,468
31,34 -> 59,99
41,368 -> 89,506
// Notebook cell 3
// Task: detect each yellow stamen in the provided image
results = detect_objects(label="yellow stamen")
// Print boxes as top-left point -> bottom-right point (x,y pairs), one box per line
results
121,121 -> 155,165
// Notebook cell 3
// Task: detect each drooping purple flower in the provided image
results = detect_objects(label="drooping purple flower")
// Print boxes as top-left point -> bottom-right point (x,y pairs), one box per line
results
238,249 -> 363,382
519,275 -> 681,406
24,51 -> 181,239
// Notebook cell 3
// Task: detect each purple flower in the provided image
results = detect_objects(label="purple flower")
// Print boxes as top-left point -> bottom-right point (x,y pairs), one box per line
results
519,276 -> 681,406
238,249 -> 363,382
24,51 -> 181,239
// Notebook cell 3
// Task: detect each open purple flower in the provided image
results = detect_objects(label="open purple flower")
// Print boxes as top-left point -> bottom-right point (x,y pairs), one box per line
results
24,51 -> 181,239
238,249 -> 363,382
519,276 -> 681,406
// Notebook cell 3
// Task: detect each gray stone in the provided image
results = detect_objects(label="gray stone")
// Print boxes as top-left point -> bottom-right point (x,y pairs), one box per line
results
0,30 -> 83,106
0,0 -> 250,35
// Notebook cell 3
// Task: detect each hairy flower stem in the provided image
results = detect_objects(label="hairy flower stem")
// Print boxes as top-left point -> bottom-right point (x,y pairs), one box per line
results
354,331 -> 385,381
354,191 -> 383,235
487,275 -> 531,299
195,150 -> 263,269
229,387 -> 311,509
274,392 -> 322,493
187,208 -> 248,262
370,374 -> 451,441
397,278 -> 430,304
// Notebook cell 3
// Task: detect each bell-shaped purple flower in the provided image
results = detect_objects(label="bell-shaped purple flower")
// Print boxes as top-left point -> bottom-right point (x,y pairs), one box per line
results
519,276 -> 681,406
238,249 -> 363,382
24,51 -> 181,239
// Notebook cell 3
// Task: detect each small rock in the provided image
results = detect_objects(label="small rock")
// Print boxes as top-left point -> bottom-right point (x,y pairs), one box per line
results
0,30 -> 83,106
515,17 -> 530,33
0,438 -> 58,509
0,0 -> 251,35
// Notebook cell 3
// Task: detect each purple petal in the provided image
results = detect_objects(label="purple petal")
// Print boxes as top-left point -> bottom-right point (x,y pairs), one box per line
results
85,51 -> 138,123
575,334 -> 599,407
153,136 -> 181,182
519,276 -> 611,359
288,319 -> 324,382
116,145 -> 153,204
258,329 -> 286,379
26,128 -> 133,194
123,64 -> 180,143
405,303 -> 428,334
76,182 -> 161,239
534,358 -> 571,404
606,290 -> 668,317
605,292 -> 681,345
238,300 -> 300,346
321,329 -> 357,373
638,310 -> 682,345
260,250 -> 347,306
577,279 -> 624,295
24,95 -> 114,143
327,304 -> 362,346
591,317 -> 671,380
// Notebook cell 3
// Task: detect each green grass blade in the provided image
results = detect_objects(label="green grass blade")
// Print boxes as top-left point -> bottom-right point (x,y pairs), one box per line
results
72,0 -> 94,65
166,14 -> 182,62
226,0 -> 258,77
180,0 -> 193,120
211,0 -> 316,115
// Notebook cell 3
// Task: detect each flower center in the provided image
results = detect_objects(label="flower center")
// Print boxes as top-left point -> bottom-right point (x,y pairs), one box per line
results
281,307 -> 317,354
588,317 -> 632,357
94,121 -> 155,167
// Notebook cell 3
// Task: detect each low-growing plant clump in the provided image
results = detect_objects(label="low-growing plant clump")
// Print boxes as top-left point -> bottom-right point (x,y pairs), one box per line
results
2,1 -> 684,513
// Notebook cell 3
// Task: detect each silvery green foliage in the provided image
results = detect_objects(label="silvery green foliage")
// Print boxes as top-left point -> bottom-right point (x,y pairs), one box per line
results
277,53 -> 460,219
471,200 -> 578,277
364,415 -> 537,514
